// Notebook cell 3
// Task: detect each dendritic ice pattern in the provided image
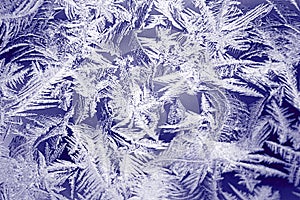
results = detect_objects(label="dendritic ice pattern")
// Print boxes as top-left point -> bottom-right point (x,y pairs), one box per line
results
1,0 -> 300,199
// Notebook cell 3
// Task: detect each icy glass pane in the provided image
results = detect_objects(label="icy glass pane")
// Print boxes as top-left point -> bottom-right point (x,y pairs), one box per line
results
0,0 -> 299,199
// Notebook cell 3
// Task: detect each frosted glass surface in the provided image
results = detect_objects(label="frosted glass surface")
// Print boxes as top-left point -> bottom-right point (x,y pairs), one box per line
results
0,0 -> 299,199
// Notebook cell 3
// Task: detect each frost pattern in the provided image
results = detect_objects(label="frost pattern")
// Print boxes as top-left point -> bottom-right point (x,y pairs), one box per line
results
0,0 -> 300,199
